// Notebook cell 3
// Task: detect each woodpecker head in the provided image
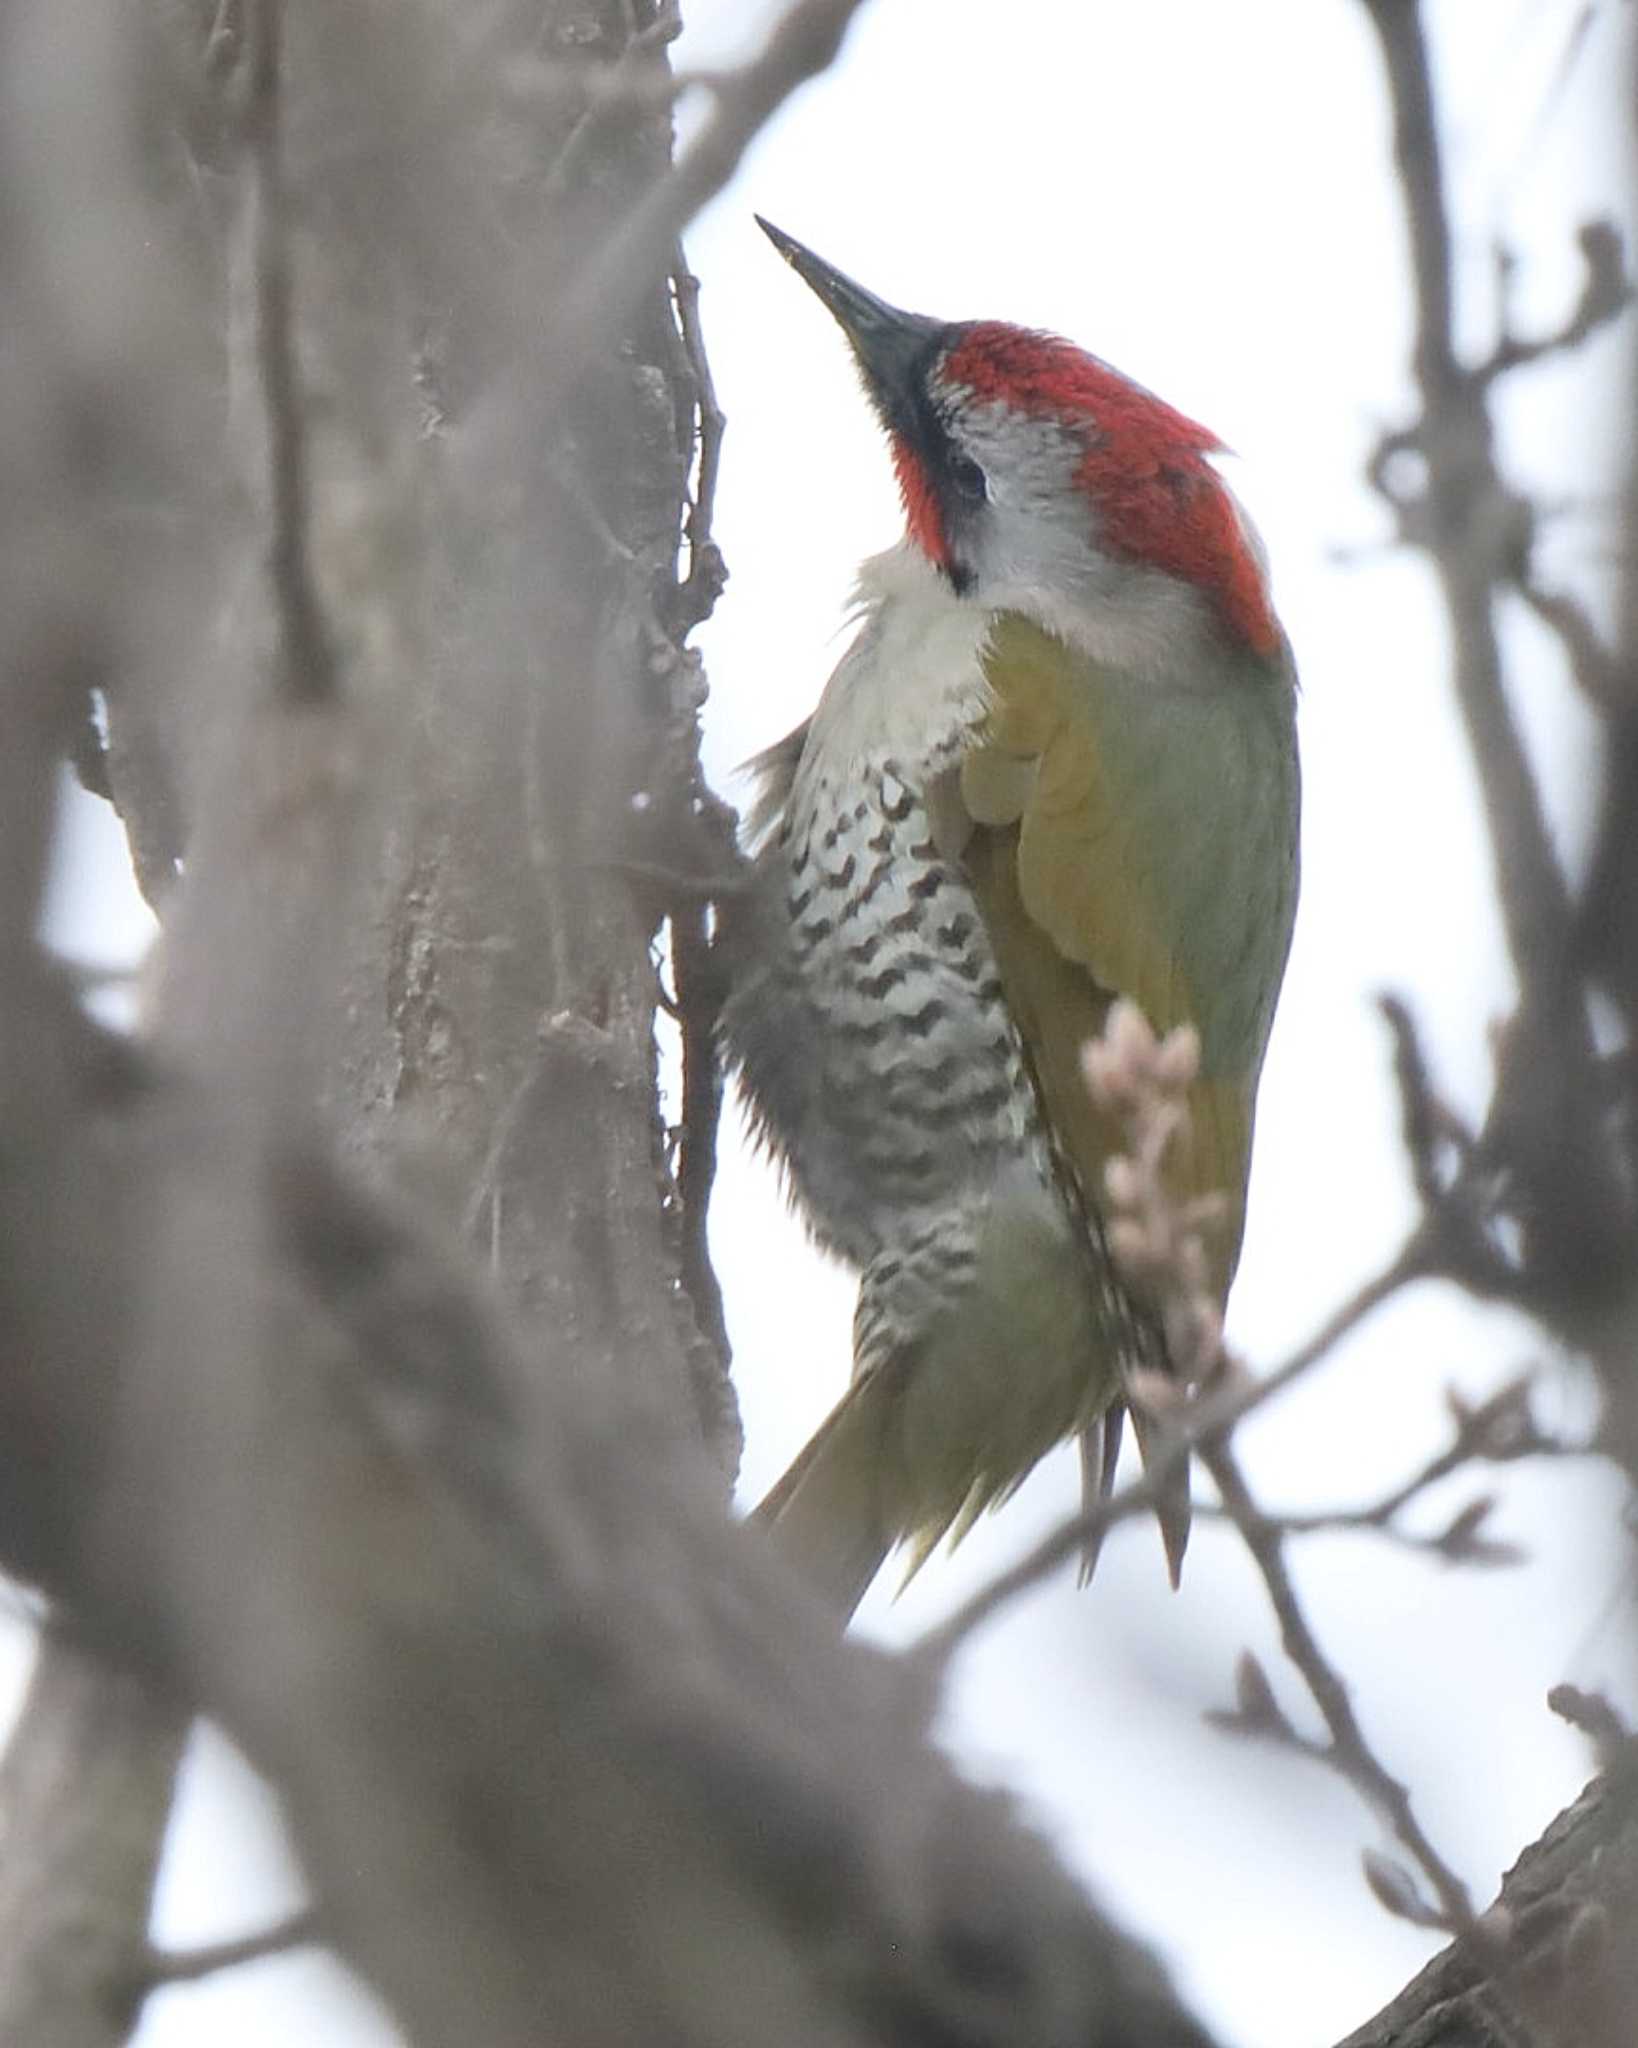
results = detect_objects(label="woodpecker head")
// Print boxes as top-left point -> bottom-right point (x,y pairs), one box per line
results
758,218 -> 1279,665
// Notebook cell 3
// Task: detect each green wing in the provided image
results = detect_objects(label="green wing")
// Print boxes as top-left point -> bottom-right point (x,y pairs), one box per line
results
956,611 -> 1299,1300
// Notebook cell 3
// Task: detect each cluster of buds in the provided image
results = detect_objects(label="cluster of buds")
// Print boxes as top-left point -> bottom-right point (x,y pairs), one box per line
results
1081,998 -> 1229,1400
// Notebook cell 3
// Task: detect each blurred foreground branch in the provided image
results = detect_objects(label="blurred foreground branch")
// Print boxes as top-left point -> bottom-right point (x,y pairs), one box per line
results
0,4 -> 1226,2046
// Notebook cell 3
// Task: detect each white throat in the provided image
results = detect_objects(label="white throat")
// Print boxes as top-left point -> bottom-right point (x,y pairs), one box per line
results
797,543 -> 994,793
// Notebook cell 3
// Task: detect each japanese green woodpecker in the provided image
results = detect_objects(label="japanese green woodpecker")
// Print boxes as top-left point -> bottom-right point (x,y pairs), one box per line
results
720,221 -> 1299,1618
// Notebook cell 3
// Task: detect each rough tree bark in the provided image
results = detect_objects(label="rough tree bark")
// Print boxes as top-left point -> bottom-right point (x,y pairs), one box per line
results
0,4 -> 1217,2046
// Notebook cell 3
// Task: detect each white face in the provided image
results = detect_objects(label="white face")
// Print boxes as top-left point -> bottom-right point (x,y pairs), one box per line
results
929,380 -> 1097,595
924,365 -> 1256,681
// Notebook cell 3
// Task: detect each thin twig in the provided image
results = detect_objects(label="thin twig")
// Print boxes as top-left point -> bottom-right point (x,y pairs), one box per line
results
1195,1370 -> 1584,1564
1193,1497 -> 1524,1567
1360,0 -> 1575,990
670,246 -> 728,633
1362,0 -> 1459,406
942,1003 -> 1487,1948
136,1907 -> 319,1990
671,897 -> 733,1375
546,0 -> 875,375
1378,992 -> 1473,1213
1201,1435 -> 1479,1938
1234,1234 -> 1431,1415
1477,221 -> 1630,389
1546,1683 -> 1633,1772
247,0 -> 336,705
913,1238 -> 1423,1667
1518,578 -> 1622,707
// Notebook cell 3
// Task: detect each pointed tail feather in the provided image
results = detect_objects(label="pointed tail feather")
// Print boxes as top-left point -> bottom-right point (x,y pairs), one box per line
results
1076,1404 -> 1126,1586
753,1377 -> 895,1621
1128,1406 -> 1192,1587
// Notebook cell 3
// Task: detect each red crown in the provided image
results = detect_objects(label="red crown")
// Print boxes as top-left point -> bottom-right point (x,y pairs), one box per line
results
942,324 -> 1278,656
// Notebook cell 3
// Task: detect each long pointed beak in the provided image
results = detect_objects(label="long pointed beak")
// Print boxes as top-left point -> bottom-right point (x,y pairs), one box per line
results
756,218 -> 941,425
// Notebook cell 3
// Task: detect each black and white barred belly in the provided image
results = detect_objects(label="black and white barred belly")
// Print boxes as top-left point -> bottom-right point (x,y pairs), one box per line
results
724,751 -> 1055,1273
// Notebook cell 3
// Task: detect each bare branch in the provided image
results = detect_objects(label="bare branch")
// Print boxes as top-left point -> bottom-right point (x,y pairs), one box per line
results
247,0 -> 336,705
930,992 -> 1495,1945
1360,0 -> 1459,406
1478,222 -> 1631,389
1204,1650 -> 1305,1748
1358,0 -> 1638,1367
1548,1684 -> 1633,1773
1338,1763 -> 1638,2048
1361,0 -> 1579,992
670,893 -> 736,1393
916,1228 -> 1424,1668
1378,992 -> 1475,1212
549,0 -> 875,369
671,248 -> 729,634
1196,1492 -> 1529,1570
1519,579 -> 1622,708
137,1908 -> 319,1991
1203,1436 -> 1481,1939
1200,1367 -> 1588,1566
1080,1004 -> 1484,1942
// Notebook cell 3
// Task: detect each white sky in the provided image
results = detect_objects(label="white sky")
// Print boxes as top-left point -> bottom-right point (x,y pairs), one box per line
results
25,3 -> 1636,2044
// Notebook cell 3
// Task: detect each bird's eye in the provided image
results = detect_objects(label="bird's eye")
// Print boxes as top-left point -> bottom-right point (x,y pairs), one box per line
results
947,450 -> 988,502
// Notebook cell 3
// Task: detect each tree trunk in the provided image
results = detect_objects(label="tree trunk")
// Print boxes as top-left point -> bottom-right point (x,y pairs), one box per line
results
0,6 -> 1225,2045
